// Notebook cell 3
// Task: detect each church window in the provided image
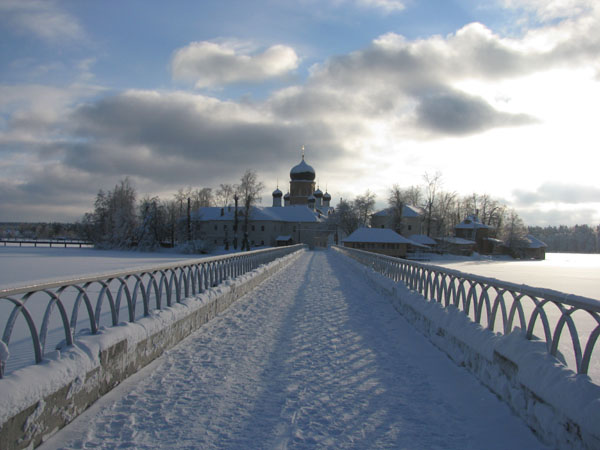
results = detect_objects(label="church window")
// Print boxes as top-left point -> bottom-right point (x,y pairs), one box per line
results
261,225 -> 265,231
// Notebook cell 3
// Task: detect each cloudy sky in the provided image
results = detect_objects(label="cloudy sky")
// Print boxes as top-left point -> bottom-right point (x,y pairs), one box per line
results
1,0 -> 599,226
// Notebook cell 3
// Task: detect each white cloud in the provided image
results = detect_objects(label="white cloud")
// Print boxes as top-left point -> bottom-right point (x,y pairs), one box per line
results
171,41 -> 299,88
356,0 -> 405,13
0,0 -> 84,42
500,0 -> 597,21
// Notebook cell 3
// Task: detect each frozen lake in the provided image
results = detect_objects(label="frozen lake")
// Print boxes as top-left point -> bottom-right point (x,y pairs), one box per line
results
0,246 -> 199,290
429,253 -> 600,301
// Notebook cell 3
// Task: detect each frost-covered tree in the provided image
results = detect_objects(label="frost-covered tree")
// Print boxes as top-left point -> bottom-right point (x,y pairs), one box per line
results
353,190 -> 376,227
82,178 -> 138,248
137,196 -> 167,250
331,198 -> 360,236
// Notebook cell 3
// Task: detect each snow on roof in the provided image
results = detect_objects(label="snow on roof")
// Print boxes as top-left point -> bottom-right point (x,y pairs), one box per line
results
455,215 -> 491,230
342,227 -> 416,244
194,206 -> 323,223
523,235 -> 547,249
372,205 -> 423,218
438,236 -> 476,245
409,234 -> 438,246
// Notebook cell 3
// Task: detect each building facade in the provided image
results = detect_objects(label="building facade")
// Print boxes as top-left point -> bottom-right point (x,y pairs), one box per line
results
194,155 -> 334,249
370,205 -> 425,236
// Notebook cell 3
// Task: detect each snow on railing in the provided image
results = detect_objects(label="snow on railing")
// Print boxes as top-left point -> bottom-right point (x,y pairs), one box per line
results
334,245 -> 600,376
0,245 -> 306,378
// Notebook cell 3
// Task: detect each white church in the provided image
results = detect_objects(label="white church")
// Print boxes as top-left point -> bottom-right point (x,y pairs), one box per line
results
194,155 -> 335,249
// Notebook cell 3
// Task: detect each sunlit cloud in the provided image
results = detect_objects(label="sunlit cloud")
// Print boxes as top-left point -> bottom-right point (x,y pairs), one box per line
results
171,40 -> 299,88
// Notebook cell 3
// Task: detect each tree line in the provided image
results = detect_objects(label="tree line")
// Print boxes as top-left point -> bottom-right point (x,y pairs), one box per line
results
80,171 -> 263,252
330,172 -> 530,248
527,224 -> 600,253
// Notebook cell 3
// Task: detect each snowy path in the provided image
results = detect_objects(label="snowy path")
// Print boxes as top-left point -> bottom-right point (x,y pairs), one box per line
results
43,250 -> 546,449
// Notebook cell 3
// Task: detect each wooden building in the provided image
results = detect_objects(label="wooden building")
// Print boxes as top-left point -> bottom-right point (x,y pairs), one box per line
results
342,227 -> 420,258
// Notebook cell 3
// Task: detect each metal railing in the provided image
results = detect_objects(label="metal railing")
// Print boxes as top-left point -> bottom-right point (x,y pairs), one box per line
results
334,245 -> 600,376
0,245 -> 305,378
1,238 -> 94,248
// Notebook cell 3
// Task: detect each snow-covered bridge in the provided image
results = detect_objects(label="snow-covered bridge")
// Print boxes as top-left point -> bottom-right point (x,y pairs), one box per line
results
2,247 -> 600,449
40,250 -> 544,449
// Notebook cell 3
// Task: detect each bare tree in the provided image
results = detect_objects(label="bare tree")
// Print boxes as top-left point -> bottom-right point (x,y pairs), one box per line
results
216,183 -> 235,208
423,171 -> 442,237
191,187 -> 214,209
331,198 -> 360,236
501,209 -> 528,254
174,186 -> 192,217
388,184 -> 407,234
163,199 -> 179,247
432,190 -> 457,237
403,185 -> 423,207
236,170 -> 264,251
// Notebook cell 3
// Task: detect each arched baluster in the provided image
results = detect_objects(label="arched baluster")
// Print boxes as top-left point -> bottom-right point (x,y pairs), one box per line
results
506,293 -> 528,334
94,281 -> 117,327
146,273 -> 161,311
456,280 -> 469,314
1,295 -> 43,367
475,285 -> 493,327
465,282 -> 479,322
116,278 -> 134,322
203,263 -> 210,290
159,271 -> 171,307
69,285 -> 97,335
168,270 -> 179,303
580,317 -> 600,375
130,275 -> 147,318
189,266 -> 198,296
489,289 -> 508,333
550,307 -> 583,370
39,289 -> 73,354
526,299 -> 554,351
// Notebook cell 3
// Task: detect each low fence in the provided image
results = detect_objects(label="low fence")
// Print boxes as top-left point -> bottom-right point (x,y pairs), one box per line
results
0,238 -> 93,248
0,245 -> 305,378
333,245 -> 600,376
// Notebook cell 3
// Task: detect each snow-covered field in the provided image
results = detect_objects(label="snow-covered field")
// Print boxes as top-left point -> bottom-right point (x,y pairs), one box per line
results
41,250 -> 547,449
428,252 -> 600,301
0,246 -> 208,290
